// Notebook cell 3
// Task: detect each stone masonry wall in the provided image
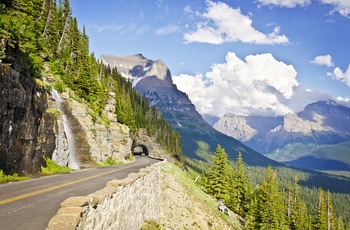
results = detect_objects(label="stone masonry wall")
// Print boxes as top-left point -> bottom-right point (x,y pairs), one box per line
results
47,159 -> 166,230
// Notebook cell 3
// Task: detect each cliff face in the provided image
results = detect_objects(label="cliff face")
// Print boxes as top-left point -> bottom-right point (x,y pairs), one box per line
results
0,64 -> 55,175
0,63 -> 134,175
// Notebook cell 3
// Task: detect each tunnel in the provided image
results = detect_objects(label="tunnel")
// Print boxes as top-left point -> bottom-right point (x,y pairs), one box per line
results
132,143 -> 149,156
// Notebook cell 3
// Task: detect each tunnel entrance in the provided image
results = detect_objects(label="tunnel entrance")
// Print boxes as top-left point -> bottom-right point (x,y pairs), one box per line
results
132,144 -> 149,156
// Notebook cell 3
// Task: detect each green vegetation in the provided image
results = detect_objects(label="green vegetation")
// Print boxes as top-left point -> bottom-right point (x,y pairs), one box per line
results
198,145 -> 349,229
0,0 -> 182,167
162,162 -> 242,229
41,157 -> 72,175
141,219 -> 161,230
100,157 -> 123,166
0,170 -> 29,184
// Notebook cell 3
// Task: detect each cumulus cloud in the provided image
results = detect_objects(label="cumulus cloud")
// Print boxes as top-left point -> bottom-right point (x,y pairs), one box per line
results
155,24 -> 180,35
329,65 -> 350,87
320,0 -> 350,18
173,52 -> 304,117
310,55 -> 334,67
257,0 -> 311,8
258,0 -> 350,18
183,1 -> 289,45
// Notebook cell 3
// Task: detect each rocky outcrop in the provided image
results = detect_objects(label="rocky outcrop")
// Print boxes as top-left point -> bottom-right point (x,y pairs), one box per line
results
1,61 -> 134,175
0,64 -> 55,175
47,89 -> 133,168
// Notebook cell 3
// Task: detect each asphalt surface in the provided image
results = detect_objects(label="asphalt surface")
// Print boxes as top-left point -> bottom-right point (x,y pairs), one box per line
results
0,156 -> 160,230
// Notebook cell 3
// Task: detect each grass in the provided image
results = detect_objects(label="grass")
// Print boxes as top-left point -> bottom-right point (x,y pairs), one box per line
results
101,156 -> 123,166
0,170 -> 29,184
141,219 -> 161,230
162,163 -> 243,229
41,157 -> 72,175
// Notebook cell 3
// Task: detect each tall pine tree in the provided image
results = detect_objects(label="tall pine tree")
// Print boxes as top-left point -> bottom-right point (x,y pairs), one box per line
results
207,144 -> 230,201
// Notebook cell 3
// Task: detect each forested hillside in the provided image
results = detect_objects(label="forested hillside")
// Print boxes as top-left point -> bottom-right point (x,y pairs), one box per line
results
198,145 -> 349,229
1,1 -> 350,229
0,0 -> 182,167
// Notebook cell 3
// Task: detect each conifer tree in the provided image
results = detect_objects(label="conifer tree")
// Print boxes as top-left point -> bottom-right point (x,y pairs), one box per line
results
314,188 -> 328,230
207,144 -> 230,201
228,152 -> 251,217
254,166 -> 287,230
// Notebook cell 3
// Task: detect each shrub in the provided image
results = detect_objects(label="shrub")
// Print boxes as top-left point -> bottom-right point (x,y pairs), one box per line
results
41,157 -> 72,175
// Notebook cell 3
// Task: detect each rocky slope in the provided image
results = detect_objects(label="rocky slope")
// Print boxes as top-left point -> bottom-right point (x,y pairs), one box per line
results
101,54 -> 280,167
211,100 -> 350,170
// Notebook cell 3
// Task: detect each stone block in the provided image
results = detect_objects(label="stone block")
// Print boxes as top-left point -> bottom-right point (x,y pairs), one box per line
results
61,196 -> 90,208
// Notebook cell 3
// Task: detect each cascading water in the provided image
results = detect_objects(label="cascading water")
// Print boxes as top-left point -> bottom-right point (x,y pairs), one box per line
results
51,89 -> 80,170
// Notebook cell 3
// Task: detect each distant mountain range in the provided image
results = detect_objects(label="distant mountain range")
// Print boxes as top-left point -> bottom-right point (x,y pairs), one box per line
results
207,100 -> 350,171
100,54 -> 280,167
101,54 -> 350,172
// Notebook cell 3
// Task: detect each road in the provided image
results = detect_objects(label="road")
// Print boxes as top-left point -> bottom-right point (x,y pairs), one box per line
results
0,156 -> 160,230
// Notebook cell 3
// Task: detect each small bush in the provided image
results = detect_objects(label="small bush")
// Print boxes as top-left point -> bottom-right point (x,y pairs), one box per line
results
41,157 -> 72,175
101,156 -> 123,166
0,170 -> 29,184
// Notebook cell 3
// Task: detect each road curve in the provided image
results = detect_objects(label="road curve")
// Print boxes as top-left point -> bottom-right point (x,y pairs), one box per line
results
0,156 -> 160,230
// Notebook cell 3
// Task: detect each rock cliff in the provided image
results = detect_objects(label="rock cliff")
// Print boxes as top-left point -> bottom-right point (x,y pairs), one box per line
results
0,64 -> 55,175
1,63 -> 134,175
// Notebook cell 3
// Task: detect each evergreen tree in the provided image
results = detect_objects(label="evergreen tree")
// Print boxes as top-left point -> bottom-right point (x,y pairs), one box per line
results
253,166 -> 287,230
314,188 -> 328,230
207,144 -> 230,201
228,152 -> 251,217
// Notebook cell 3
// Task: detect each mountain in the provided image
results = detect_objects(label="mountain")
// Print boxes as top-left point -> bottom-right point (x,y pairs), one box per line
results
209,100 -> 350,171
100,54 -> 280,167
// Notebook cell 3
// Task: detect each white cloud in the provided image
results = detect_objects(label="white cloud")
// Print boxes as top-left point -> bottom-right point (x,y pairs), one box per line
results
155,24 -> 180,36
310,55 -> 334,67
257,0 -> 350,18
320,0 -> 350,18
257,0 -> 311,8
173,52 -> 302,117
330,65 -> 350,87
183,1 -> 289,45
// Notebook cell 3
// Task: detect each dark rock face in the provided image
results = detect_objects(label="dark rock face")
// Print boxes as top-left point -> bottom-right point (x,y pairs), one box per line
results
0,64 -> 55,175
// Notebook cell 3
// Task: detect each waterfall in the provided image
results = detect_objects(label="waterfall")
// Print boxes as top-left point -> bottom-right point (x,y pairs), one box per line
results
51,89 -> 80,170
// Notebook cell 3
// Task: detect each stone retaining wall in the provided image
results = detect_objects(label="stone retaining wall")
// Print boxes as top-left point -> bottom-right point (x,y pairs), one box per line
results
47,159 -> 166,230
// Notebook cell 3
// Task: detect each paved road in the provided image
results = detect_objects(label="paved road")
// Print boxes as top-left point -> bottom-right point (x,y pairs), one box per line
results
0,156 -> 160,230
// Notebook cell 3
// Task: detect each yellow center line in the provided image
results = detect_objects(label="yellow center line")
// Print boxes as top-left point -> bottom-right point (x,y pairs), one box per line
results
0,157 -> 149,205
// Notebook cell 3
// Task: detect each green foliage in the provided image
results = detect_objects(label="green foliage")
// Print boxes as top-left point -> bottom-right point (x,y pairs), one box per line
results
141,219 -> 161,230
41,157 -> 72,175
228,152 -> 252,217
0,170 -> 29,184
46,108 -> 61,119
207,145 -> 230,201
101,157 -> 122,166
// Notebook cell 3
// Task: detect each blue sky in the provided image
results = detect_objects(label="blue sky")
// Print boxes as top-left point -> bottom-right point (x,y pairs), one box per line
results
71,0 -> 350,117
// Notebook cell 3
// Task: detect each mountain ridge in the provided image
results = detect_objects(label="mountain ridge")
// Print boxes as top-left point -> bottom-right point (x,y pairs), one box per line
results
100,53 -> 281,167
209,100 -> 350,170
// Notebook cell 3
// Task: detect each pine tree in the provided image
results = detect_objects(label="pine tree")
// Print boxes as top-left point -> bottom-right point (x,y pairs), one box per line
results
207,144 -> 230,201
327,191 -> 336,230
228,152 -> 251,217
314,188 -> 328,230
254,166 -> 287,230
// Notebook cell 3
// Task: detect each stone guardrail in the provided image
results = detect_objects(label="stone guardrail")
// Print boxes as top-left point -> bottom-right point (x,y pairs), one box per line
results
47,159 -> 166,230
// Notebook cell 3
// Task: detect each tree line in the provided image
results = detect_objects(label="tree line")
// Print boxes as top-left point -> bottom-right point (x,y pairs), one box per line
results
0,0 -> 182,162
199,145 -> 347,229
